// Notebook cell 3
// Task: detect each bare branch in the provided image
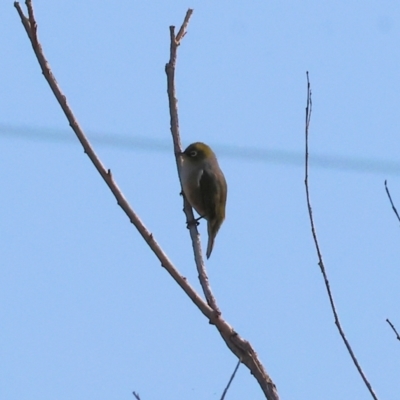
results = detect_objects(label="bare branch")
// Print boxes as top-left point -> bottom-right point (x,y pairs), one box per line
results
220,359 -> 241,400
16,3 -> 279,398
384,180 -> 400,224
386,318 -> 400,342
167,10 -> 278,400
304,72 -> 379,400
132,391 -> 141,400
14,0 -> 213,322
165,9 -> 219,312
164,12 -> 279,400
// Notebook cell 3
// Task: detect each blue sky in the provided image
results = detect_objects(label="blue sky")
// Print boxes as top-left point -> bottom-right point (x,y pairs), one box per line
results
1,1 -> 400,399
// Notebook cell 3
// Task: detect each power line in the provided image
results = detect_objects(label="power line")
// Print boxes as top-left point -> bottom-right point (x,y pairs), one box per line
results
1,123 -> 399,176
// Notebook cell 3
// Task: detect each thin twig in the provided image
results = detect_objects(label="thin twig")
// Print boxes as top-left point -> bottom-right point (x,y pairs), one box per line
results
132,391 -> 141,400
220,359 -> 241,400
165,9 -> 219,313
304,72 -> 379,400
384,180 -> 400,224
15,3 -> 279,398
386,318 -> 400,341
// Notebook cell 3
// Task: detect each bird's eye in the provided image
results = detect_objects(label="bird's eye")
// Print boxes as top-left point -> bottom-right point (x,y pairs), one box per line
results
189,150 -> 197,157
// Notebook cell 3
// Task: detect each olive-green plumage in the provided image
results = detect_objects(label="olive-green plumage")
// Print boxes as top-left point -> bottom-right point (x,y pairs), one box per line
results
180,142 -> 227,258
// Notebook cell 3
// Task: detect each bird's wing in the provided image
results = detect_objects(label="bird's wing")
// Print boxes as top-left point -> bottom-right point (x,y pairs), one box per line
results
199,168 -> 218,220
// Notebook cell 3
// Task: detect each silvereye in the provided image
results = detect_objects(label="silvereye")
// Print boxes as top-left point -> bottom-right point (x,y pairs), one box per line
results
180,142 -> 227,258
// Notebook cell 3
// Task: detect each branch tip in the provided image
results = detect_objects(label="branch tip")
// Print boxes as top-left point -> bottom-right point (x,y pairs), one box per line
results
386,318 -> 400,341
384,179 -> 400,223
176,9 -> 194,43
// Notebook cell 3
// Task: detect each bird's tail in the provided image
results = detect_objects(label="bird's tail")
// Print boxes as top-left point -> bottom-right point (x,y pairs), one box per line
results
206,220 -> 220,259
206,235 -> 215,259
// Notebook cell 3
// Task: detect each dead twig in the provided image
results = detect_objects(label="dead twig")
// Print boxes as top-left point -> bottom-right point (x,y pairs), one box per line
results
386,318 -> 400,341
220,359 -> 241,400
304,71 -> 379,400
384,180 -> 400,224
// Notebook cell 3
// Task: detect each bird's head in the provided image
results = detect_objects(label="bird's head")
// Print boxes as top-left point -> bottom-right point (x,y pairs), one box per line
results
181,142 -> 216,164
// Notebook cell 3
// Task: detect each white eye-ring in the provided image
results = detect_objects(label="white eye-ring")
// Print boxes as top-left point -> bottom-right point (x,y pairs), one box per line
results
190,150 -> 197,157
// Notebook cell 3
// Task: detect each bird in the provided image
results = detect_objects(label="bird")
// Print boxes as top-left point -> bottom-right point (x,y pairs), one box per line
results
180,142 -> 227,258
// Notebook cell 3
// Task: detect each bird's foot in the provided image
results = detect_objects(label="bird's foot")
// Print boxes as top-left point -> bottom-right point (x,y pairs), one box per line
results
186,215 -> 204,229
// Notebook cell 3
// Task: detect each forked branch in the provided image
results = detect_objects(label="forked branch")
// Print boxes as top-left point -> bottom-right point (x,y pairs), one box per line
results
164,9 -> 218,312
164,9 -> 278,400
15,1 -> 279,398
